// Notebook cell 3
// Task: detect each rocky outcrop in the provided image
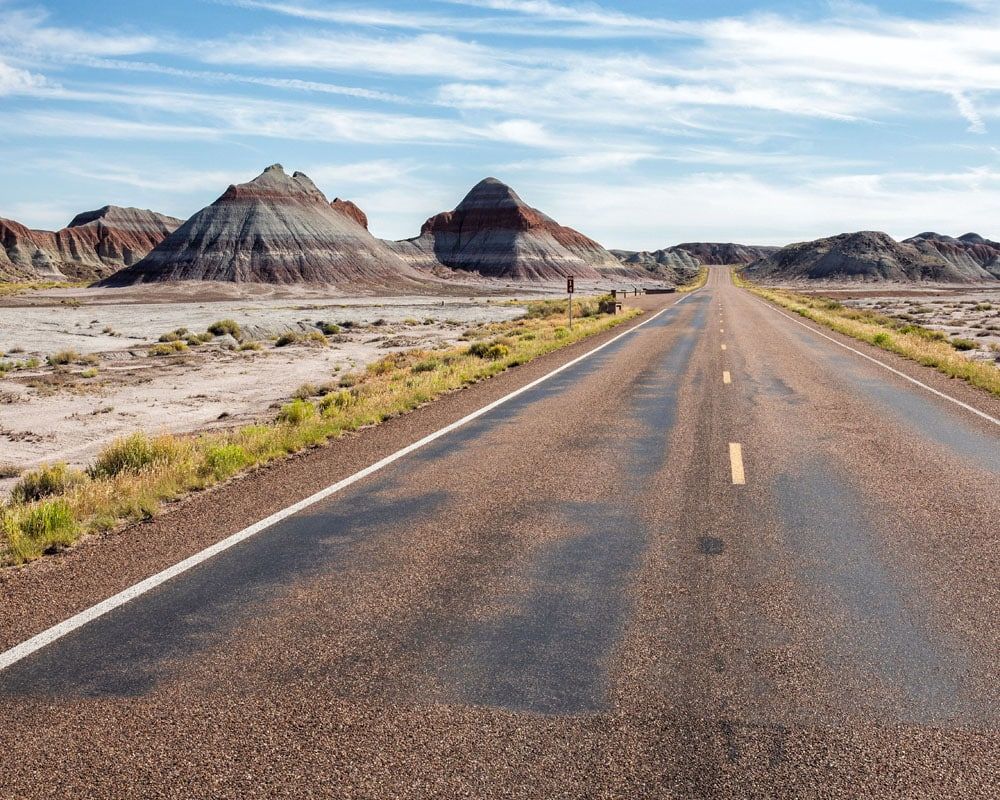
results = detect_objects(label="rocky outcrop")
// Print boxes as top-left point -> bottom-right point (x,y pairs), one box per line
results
104,165 -> 426,287
747,231 -> 999,283
904,232 -> 1000,280
390,178 -> 626,281
673,242 -> 778,265
331,198 -> 368,230
610,247 -> 702,285
0,206 -> 182,282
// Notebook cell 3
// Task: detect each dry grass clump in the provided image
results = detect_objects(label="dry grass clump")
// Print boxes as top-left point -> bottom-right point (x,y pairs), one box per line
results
735,271 -> 1000,397
207,319 -> 242,339
150,340 -> 189,356
47,349 -> 79,366
0,298 -> 641,566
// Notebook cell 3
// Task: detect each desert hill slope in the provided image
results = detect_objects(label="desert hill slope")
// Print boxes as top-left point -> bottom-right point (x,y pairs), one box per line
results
104,165 -> 426,288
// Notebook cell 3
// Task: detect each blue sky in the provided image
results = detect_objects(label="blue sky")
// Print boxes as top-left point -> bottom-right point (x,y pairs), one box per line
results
1,0 -> 999,249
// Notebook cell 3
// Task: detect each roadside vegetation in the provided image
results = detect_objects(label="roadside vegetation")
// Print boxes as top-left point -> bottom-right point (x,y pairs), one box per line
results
0,296 -> 640,566
734,270 -> 1000,397
679,267 -> 709,293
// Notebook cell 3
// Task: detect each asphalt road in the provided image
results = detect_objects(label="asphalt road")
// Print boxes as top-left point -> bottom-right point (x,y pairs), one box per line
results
1,268 -> 998,798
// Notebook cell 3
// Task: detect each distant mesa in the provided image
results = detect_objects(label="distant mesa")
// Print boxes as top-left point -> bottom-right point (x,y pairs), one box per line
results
748,230 -> 1000,283
103,164 -> 426,287
0,206 -> 182,282
903,231 -> 1000,280
388,177 -> 638,281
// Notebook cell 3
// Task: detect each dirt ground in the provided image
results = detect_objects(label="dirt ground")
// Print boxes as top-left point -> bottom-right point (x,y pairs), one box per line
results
0,279 -> 630,498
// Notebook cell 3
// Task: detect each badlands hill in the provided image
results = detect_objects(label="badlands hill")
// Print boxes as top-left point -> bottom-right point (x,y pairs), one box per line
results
673,242 -> 779,265
747,231 -> 1000,284
610,247 -> 701,285
389,178 -> 632,281
904,232 -> 1000,280
104,165 -> 426,288
0,206 -> 182,282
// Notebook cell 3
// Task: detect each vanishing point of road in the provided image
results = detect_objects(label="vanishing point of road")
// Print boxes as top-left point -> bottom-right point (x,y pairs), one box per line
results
1,268 -> 998,798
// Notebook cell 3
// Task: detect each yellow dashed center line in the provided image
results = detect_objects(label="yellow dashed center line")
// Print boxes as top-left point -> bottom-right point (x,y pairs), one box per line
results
723,371 -> 731,384
729,443 -> 745,485
721,344 -> 727,351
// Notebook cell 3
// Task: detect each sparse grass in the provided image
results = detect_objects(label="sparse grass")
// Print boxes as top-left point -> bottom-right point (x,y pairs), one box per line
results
238,341 -> 263,352
0,298 -> 641,566
275,332 -> 301,347
207,319 -> 242,339
734,270 -> 1000,397
317,322 -> 341,335
0,464 -> 22,479
80,367 -> 99,379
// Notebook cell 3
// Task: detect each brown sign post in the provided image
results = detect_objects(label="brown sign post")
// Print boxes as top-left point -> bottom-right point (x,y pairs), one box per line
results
566,276 -> 574,329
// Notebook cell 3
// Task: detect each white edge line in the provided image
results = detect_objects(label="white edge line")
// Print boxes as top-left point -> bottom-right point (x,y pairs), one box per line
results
0,290 -> 701,672
752,296 -> 1000,428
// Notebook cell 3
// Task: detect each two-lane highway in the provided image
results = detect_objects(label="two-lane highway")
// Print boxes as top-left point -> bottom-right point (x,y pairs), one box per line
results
1,268 -> 997,798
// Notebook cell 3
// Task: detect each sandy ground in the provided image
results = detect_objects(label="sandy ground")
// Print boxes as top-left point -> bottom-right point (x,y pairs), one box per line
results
0,281 -> 628,497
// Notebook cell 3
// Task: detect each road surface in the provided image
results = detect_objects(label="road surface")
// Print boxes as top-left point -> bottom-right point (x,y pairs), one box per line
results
1,268 -> 998,798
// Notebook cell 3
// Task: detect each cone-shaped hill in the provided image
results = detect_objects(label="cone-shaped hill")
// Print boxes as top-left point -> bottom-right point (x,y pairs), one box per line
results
103,165 -> 425,287
388,178 -> 630,281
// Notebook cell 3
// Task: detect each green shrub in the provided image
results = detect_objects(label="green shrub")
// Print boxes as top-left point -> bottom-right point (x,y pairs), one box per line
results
871,332 -> 892,346
277,398 -> 316,424
11,462 -> 85,503
90,432 -> 178,478
467,341 -> 510,360
319,389 -> 355,414
238,341 -> 262,351
208,319 -> 242,339
275,332 -> 301,347
305,331 -> 328,346
318,322 -> 341,335
951,338 -> 977,351
553,327 -> 569,340
81,367 -> 98,378
412,358 -> 440,373
201,444 -> 251,481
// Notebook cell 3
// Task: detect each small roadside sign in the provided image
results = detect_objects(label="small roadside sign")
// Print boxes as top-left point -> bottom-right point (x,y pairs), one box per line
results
566,276 -> 574,294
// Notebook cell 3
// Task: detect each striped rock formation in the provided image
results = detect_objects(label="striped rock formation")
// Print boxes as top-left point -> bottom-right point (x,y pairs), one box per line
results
0,206 -> 182,282
390,178 -> 627,281
904,232 -> 1000,280
748,231 -> 1000,283
105,165 -> 425,287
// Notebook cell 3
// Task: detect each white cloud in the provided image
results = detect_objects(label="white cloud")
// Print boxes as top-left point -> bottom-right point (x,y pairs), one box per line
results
0,59 -> 50,95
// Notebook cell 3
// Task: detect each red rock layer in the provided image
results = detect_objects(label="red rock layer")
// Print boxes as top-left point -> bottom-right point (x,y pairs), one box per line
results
331,198 -> 368,230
